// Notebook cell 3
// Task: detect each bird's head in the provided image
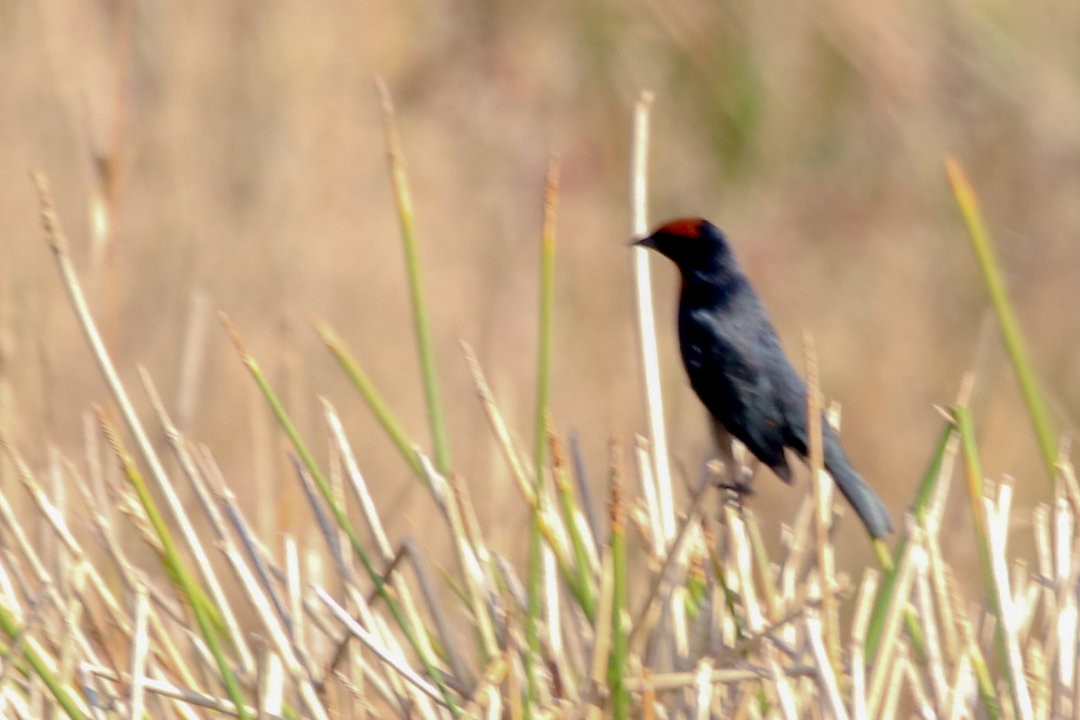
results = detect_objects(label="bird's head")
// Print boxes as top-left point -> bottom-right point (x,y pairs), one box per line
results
633,218 -> 738,277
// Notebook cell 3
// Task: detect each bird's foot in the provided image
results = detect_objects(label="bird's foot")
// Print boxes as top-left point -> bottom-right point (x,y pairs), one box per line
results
715,479 -> 754,496
706,458 -> 754,497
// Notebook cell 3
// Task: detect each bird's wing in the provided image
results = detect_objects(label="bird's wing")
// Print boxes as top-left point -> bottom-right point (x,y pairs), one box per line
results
683,305 -> 791,467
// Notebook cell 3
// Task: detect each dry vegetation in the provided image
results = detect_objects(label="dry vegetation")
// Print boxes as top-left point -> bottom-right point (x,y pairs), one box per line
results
1,1 -> 1078,718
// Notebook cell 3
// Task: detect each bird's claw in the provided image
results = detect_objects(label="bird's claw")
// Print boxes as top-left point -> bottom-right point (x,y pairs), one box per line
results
716,479 -> 754,497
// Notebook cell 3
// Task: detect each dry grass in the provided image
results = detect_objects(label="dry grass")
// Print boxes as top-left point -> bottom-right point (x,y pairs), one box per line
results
1,185 -> 1077,714
1,2 -> 1078,717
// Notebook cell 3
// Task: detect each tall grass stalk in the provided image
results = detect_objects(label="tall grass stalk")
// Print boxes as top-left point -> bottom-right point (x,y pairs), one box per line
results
629,91 -> 676,545
946,157 -> 1057,481
376,77 -> 453,475
523,156 -> 560,713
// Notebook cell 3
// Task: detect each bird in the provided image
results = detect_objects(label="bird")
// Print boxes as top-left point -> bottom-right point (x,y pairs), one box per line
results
634,217 -> 893,538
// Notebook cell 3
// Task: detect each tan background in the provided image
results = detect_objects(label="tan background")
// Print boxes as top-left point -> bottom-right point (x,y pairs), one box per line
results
2,2 -> 1077,580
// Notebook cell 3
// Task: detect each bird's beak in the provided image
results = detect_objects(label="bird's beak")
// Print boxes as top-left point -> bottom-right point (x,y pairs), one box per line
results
631,235 -> 655,249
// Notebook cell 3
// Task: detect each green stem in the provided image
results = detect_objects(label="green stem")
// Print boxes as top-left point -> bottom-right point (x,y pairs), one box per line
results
864,425 -> 954,660
608,446 -> 630,719
378,79 -> 453,475
318,323 -> 424,478
0,604 -> 87,719
525,157 -> 560,713
551,434 -> 597,621
946,157 -> 1056,481
953,405 -> 1008,720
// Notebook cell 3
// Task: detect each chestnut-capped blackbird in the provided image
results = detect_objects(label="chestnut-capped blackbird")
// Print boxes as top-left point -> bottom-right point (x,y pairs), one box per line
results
635,218 -> 893,538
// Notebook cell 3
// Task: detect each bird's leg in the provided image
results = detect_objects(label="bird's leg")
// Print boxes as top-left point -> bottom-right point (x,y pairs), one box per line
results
710,418 -> 753,497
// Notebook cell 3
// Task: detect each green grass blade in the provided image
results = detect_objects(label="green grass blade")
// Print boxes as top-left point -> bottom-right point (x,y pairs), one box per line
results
377,78 -> 453,475
953,404 -> 1010,719
535,157 -> 558,497
607,440 -> 631,719
524,156 -> 560,713
865,424 -> 953,659
550,430 -> 597,621
946,157 -> 1056,481
0,604 -> 88,719
866,400 -> 999,719
317,322 -> 424,478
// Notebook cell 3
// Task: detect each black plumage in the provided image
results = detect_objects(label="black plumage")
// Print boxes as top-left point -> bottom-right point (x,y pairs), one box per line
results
636,217 -> 893,538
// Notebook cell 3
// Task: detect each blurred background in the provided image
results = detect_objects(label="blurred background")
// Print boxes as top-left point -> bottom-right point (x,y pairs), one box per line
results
1,1 -> 1077,581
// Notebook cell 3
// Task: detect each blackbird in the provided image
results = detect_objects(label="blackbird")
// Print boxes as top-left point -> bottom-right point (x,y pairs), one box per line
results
635,217 -> 893,538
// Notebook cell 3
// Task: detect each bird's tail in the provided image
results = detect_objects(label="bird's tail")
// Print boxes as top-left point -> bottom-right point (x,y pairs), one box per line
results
823,432 -> 894,538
